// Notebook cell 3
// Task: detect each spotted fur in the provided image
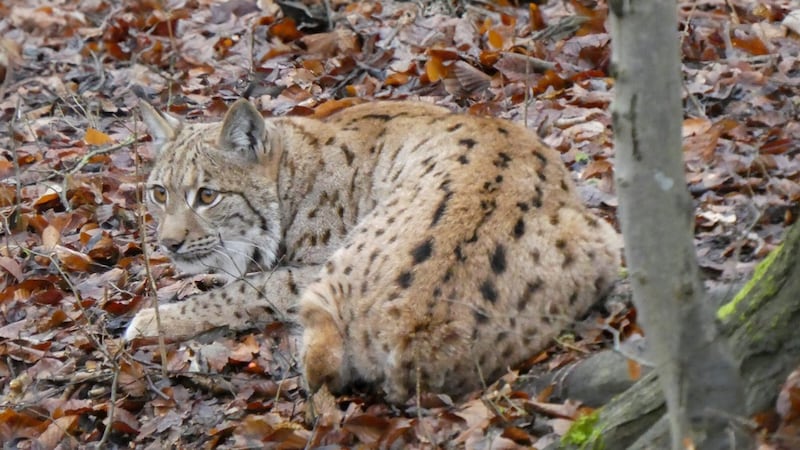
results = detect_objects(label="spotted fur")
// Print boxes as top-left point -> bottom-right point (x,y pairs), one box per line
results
127,99 -> 621,403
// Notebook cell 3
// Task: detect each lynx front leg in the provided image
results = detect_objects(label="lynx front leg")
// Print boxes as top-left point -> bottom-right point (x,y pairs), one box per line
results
124,265 -> 320,341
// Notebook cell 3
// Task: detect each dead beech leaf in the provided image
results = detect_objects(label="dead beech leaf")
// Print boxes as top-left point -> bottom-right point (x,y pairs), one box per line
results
444,61 -> 491,97
312,98 -> 364,119
731,36 -> 769,56
385,72 -> 409,86
537,383 -> 555,402
229,334 -> 260,363
425,55 -> 445,83
33,190 -> 61,211
109,407 -> 140,434
582,159 -> 612,180
38,309 -> 68,332
41,225 -> 61,251
535,70 -> 567,94
0,408 -> 49,438
34,415 -> 78,450
343,414 -> 390,444
86,232 -> 119,265
627,358 -> 642,381
488,28 -> 504,49
31,289 -> 64,305
479,50 -> 501,66
776,367 -> 800,420
118,360 -> 147,397
428,48 -> 459,61
501,426 -> 532,445
529,3 -> 545,30
84,128 -> 114,146
682,117 -> 712,137
522,399 -> 579,419
0,256 -> 23,282
54,245 -> 93,272
270,17 -> 302,41
784,10 -> 800,35
760,138 -> 793,155
683,120 -> 724,162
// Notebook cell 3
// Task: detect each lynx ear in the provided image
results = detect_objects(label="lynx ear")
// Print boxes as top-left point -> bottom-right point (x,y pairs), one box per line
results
139,101 -> 181,152
218,99 -> 267,161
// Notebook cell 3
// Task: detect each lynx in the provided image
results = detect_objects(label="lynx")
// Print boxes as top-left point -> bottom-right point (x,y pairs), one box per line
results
127,99 -> 620,403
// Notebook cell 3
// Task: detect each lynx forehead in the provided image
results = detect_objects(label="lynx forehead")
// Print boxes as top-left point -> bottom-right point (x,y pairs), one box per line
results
128,99 -> 620,403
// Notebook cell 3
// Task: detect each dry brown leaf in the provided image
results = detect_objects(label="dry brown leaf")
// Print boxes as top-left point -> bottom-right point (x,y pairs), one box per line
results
229,333 -> 260,363
343,414 -> 390,444
33,415 -> 78,450
118,360 -> 147,397
54,245 -> 93,272
84,128 -> 114,146
0,256 -> 23,282
425,55 -> 446,83
582,159 -> 612,180
488,28 -> 505,49
626,358 -> 642,381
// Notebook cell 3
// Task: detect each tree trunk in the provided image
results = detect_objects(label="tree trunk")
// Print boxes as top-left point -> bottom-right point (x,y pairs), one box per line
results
720,220 -> 800,415
552,222 -> 800,448
608,0 -> 749,449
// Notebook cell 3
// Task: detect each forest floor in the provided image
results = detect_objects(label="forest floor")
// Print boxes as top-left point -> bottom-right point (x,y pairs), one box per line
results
1,0 -> 799,448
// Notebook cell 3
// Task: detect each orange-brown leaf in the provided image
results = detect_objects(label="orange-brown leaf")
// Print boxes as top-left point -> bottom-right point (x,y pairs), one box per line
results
39,309 -> 68,332
54,246 -> 93,272
627,358 -> 642,381
583,159 -> 612,180
301,59 -> 324,75
86,232 -> 119,265
535,70 -> 567,94
479,50 -> 500,67
501,426 -> 532,445
731,36 -> 769,56
425,55 -> 445,83
530,4 -> 545,30
84,128 -> 113,146
312,98 -> 363,118
229,334 -> 260,363
428,48 -> 459,61
343,414 -> 390,444
384,72 -> 409,86
270,17 -> 302,41
488,29 -> 504,49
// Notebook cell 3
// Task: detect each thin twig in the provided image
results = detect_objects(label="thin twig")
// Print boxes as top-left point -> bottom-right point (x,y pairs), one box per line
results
135,126 -> 169,378
66,137 -> 136,175
96,365 -> 119,448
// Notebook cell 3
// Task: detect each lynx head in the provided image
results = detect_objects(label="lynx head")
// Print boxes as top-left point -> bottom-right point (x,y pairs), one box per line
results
139,99 -> 282,280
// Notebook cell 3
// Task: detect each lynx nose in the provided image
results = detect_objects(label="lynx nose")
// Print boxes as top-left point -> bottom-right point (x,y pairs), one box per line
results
160,238 -> 184,253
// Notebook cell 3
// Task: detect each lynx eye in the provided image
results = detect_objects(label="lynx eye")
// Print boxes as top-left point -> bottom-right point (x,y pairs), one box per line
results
151,185 -> 167,204
197,188 -> 219,206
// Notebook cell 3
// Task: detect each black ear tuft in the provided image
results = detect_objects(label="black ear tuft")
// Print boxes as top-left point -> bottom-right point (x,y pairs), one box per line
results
219,99 -> 267,160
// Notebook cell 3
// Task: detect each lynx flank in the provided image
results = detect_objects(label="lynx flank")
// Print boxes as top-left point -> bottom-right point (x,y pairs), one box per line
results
128,99 -> 620,403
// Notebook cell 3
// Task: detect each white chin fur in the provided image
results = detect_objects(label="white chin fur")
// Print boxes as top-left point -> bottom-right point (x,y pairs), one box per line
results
174,241 -> 251,280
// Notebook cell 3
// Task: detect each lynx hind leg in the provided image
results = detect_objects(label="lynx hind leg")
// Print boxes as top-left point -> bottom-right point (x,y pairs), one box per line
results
298,285 -> 347,395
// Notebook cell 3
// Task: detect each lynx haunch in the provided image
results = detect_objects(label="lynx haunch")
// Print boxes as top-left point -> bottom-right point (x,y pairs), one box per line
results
128,99 -> 620,403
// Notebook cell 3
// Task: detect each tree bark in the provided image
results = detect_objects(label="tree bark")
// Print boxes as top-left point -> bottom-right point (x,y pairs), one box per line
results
608,1 -> 749,449
719,221 -> 800,414
557,223 -> 800,448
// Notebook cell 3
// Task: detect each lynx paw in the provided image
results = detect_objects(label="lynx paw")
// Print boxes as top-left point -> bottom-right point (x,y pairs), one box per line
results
124,304 -> 210,341
124,307 -> 160,341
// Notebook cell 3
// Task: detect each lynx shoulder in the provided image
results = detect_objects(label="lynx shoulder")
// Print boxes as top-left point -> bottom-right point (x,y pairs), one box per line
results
128,99 -> 621,403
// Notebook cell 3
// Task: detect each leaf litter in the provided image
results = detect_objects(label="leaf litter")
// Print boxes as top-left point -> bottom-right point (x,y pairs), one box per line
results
1,0 -> 799,447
